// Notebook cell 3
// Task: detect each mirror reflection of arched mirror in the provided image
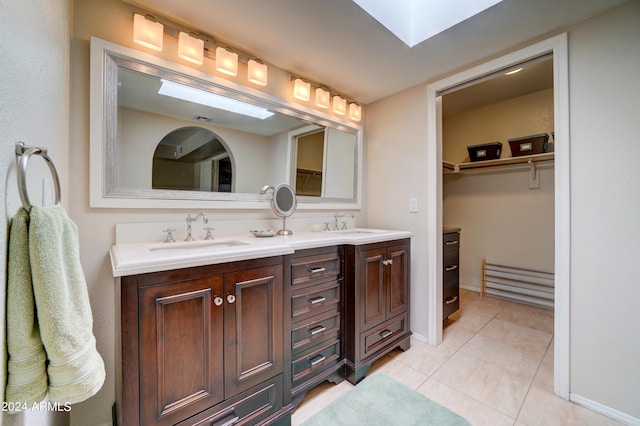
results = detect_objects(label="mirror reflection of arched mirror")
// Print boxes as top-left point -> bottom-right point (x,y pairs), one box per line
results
152,127 -> 234,192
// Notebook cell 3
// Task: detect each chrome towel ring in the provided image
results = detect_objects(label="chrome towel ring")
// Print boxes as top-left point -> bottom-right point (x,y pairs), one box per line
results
15,142 -> 62,212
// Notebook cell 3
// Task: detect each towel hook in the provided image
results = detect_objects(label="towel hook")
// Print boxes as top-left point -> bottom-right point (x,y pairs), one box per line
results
15,142 -> 62,212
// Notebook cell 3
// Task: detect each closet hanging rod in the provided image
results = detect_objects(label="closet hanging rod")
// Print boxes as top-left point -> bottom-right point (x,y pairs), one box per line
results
15,142 -> 62,212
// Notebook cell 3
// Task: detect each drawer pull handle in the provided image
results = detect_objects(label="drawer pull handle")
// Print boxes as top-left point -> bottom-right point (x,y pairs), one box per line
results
211,412 -> 239,426
445,265 -> 458,271
308,266 -> 326,274
445,240 -> 459,246
214,296 -> 224,307
309,325 -> 326,335
379,329 -> 393,338
445,296 -> 458,305
308,354 -> 326,366
309,296 -> 326,305
382,259 -> 394,266
226,294 -> 236,304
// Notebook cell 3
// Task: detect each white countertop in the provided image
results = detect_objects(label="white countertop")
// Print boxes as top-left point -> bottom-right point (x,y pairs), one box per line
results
110,228 -> 412,277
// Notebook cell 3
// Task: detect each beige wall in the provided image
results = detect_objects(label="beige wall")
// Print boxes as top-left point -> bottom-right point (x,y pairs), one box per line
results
442,89 -> 555,291
567,0 -> 640,418
443,88 -> 554,163
366,0 -> 640,421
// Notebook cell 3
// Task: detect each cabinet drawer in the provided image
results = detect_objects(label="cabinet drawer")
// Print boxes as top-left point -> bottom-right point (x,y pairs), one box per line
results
290,249 -> 341,289
292,339 -> 341,389
177,374 -> 284,426
291,281 -> 341,321
360,313 -> 408,360
443,232 -> 460,252
292,310 -> 341,353
443,285 -> 460,319
443,250 -> 459,284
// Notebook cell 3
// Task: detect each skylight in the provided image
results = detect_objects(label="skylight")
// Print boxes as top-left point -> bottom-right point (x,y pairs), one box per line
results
158,79 -> 275,120
352,0 -> 505,47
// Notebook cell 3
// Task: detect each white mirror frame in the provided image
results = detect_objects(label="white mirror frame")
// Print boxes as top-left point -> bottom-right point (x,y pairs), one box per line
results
89,37 -> 363,210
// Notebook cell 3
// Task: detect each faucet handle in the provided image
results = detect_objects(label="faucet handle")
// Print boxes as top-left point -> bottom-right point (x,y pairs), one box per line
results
203,227 -> 215,240
163,228 -> 176,243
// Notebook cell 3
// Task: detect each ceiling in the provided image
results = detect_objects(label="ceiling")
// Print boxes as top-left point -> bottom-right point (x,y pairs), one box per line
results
124,0 -> 627,105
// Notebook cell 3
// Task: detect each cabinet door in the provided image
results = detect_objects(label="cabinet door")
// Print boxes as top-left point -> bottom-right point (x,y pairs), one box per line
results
357,247 -> 387,331
224,265 -> 284,397
386,243 -> 409,318
139,276 -> 224,426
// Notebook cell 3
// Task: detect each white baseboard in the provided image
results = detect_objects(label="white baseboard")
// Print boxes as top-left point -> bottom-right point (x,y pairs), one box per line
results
570,393 -> 640,425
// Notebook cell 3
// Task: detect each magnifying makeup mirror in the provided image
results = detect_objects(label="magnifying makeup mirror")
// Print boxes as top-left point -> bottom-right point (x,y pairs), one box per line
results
271,184 -> 297,235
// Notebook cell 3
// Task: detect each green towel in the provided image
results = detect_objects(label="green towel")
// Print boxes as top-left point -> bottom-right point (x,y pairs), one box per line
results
5,208 -> 48,404
6,206 -> 105,405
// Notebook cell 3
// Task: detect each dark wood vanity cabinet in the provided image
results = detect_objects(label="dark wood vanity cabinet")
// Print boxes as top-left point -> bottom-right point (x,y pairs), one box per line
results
443,229 -> 461,319
285,245 -> 345,407
121,256 -> 288,426
344,239 -> 411,384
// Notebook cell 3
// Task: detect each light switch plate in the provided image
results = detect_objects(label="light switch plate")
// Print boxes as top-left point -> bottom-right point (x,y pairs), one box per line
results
409,198 -> 419,213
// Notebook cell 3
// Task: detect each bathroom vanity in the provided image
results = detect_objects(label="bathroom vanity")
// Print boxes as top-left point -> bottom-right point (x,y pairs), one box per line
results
112,229 -> 411,426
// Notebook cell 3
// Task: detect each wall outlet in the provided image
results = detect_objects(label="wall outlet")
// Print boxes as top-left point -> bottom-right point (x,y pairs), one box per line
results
409,198 -> 419,213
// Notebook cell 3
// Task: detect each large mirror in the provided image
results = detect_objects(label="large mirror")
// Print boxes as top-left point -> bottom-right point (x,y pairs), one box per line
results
90,37 -> 362,209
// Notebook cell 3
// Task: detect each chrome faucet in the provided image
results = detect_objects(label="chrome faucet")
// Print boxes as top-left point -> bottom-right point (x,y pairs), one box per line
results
185,212 -> 208,241
333,212 -> 354,230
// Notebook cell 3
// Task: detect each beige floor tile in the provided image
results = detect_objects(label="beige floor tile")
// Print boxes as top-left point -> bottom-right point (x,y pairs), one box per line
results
417,378 -> 515,426
368,353 -> 429,390
388,337 -> 457,376
446,308 -> 497,333
443,320 -> 476,350
432,350 -> 532,418
291,295 -> 623,426
291,380 -> 353,425
460,318 -> 551,378
496,301 -> 554,334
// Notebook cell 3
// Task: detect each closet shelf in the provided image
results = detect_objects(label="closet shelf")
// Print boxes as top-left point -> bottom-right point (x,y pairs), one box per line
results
443,152 -> 554,173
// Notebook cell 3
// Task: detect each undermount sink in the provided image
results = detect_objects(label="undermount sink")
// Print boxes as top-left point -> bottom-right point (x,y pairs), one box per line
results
148,240 -> 249,252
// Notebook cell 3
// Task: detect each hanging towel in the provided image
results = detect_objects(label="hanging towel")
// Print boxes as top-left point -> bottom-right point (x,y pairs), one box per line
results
28,205 -> 105,404
6,205 -> 105,405
5,208 -> 48,404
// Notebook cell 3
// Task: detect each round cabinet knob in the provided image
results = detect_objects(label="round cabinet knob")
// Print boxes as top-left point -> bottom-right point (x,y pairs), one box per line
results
214,296 -> 223,306
227,294 -> 236,304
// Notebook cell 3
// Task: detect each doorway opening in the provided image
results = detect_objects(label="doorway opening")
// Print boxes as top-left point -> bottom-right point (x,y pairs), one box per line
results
426,34 -> 570,399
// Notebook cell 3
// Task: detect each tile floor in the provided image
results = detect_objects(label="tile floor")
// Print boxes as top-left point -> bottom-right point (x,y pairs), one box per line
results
291,289 -> 622,425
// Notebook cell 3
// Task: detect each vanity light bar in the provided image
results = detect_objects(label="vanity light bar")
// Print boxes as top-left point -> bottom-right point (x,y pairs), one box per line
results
132,12 -> 362,121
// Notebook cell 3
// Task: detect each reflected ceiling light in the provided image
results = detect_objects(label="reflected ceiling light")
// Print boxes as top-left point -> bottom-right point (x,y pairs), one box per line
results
505,67 -> 523,75
177,32 -> 204,65
349,103 -> 362,121
248,59 -> 268,86
315,88 -> 330,109
158,79 -> 274,120
293,78 -> 311,101
133,13 -> 164,51
332,95 -> 346,115
216,47 -> 238,76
